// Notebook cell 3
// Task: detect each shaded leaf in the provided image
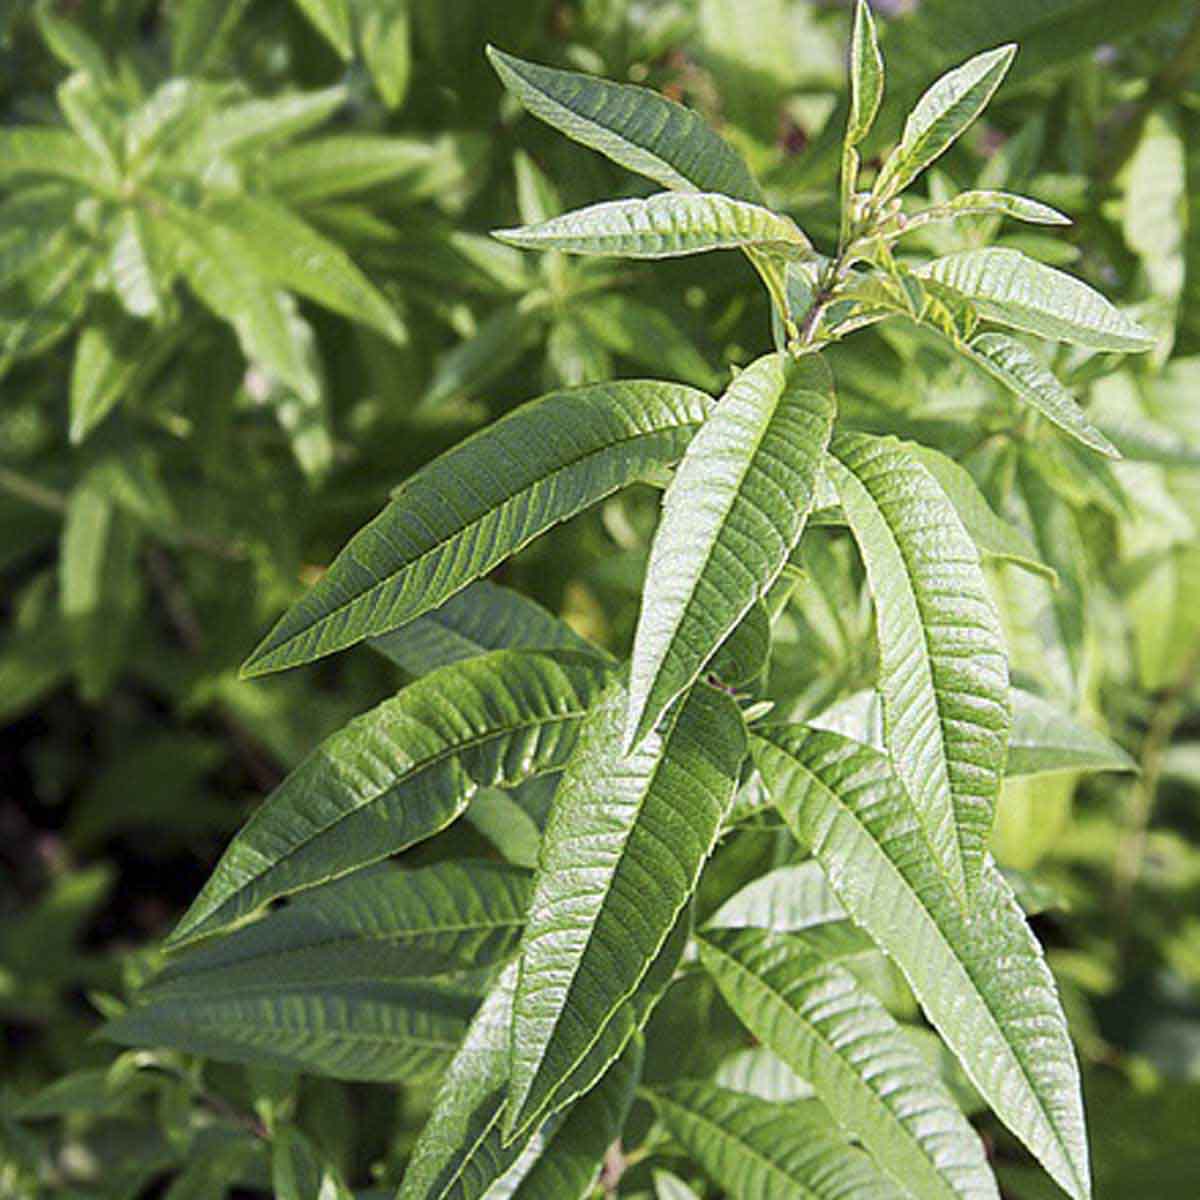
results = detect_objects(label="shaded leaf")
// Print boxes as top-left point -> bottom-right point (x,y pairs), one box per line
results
1007,689 -> 1136,777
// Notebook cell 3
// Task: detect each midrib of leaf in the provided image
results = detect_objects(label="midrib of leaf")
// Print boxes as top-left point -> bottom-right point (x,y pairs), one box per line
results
193,709 -> 590,916
257,421 -> 701,668
698,936 -> 957,1200
827,453 -> 968,902
514,699 -> 711,1114
757,733 -> 1085,1197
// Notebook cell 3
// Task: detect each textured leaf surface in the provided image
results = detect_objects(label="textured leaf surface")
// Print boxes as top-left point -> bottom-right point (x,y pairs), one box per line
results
699,928 -> 998,1200
627,353 -> 835,748
1007,690 -> 1136,777
170,651 -> 609,945
875,46 -> 1016,200
244,381 -> 710,675
705,861 -> 845,932
496,193 -> 811,261
155,861 -> 530,993
487,48 -> 763,203
650,1083 -> 897,1199
846,0 -> 884,148
369,580 -> 603,676
753,727 -> 1091,1200
922,249 -> 1155,352
828,433 -> 1010,903
104,980 -> 473,1082
506,679 -> 745,1140
967,332 -> 1120,457
913,190 -> 1070,229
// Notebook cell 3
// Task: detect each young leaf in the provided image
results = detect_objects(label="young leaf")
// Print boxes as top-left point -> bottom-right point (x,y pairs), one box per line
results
154,861 -> 531,994
168,651 -> 610,946
966,332 -> 1120,457
909,190 -> 1071,230
827,433 -> 1010,903
1007,689 -> 1136,777
699,928 -> 999,1200
369,580 -> 605,676
626,352 -> 836,750
874,45 -> 1017,201
649,1083 -> 897,1199
921,249 -> 1155,352
753,727 -> 1091,1200
846,0 -> 885,149
486,48 -> 763,203
495,193 -> 813,261
243,381 -> 711,676
505,679 -> 746,1142
103,980 -> 474,1083
0,128 -> 109,188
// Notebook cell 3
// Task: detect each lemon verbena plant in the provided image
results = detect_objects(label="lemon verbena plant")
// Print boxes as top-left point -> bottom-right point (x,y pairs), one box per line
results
108,5 -> 1155,1197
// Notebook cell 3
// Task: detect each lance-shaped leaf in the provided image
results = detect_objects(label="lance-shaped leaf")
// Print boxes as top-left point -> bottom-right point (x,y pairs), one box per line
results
154,861 -> 531,994
370,580 -> 605,676
908,190 -> 1070,231
103,979 -> 474,1083
847,0 -> 885,148
0,127 -> 111,187
508,1037 -> 642,1200
705,861 -> 845,933
827,433 -> 1010,903
699,928 -> 999,1200
626,353 -> 835,750
243,381 -> 710,676
875,45 -> 1017,201
921,249 -> 1155,352
753,727 -> 1091,1200
487,48 -> 763,203
169,651 -> 610,946
649,1083 -> 897,1199
402,912 -> 686,1200
967,332 -> 1120,457
505,680 -> 746,1142
1007,689 -> 1136,777
495,193 -> 812,262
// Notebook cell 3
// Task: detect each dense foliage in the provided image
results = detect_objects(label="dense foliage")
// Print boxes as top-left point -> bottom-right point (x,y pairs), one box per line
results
3,2 -> 1199,1197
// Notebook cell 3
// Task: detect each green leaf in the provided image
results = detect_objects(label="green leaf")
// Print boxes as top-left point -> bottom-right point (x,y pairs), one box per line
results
966,332 -> 1120,457
69,320 -> 137,445
402,912 -> 684,1200
921,249 -> 1155,352
370,580 -> 604,676
170,0 -> 252,73
910,190 -> 1071,230
626,352 -> 835,750
753,727 -> 1091,1200
705,861 -> 845,933
292,0 -> 354,58
846,0 -> 884,149
874,45 -> 1016,201
360,0 -> 412,109
906,443 -> 1056,581
495,193 -> 813,261
654,1171 -> 703,1200
169,651 -> 609,946
191,86 -> 346,160
206,194 -> 404,343
1007,689 -> 1136,777
649,1083 -> 897,1199
827,433 -> 1010,903
487,48 -> 763,203
243,381 -> 711,676
505,679 -> 746,1142
699,928 -> 998,1200
109,209 -> 167,321
103,979 -> 473,1082
0,127 -> 109,188
508,1037 -> 642,1200
154,861 -> 530,994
